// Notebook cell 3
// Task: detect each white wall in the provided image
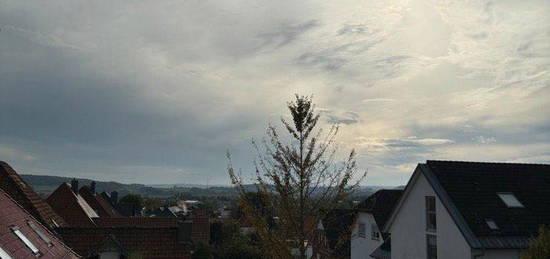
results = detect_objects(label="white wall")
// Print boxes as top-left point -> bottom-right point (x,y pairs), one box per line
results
351,212 -> 384,259
389,172 -> 471,259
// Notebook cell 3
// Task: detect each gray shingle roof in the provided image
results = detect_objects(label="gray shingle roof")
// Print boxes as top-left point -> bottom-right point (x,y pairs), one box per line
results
425,160 -> 550,248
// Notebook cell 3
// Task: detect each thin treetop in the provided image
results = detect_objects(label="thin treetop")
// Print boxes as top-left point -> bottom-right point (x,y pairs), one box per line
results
228,95 -> 366,259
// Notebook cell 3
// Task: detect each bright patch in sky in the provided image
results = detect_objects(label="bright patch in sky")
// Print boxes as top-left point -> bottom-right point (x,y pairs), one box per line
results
0,0 -> 549,185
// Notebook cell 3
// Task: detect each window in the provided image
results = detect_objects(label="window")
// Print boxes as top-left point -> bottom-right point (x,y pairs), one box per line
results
426,196 -> 436,231
358,223 -> 366,238
27,221 -> 53,247
497,193 -> 524,208
371,223 -> 380,240
11,227 -> 40,255
426,234 -> 437,259
0,246 -> 13,259
485,219 -> 499,230
50,219 -> 59,228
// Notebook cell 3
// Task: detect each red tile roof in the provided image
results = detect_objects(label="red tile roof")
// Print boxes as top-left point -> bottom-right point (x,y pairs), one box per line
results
0,161 -> 67,229
47,183 -> 98,227
56,212 -> 211,258
0,189 -> 80,258
92,217 -> 179,228
78,186 -> 121,218
57,227 -> 192,258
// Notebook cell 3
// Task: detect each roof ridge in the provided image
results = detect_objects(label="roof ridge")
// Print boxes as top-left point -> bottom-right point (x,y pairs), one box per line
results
0,162 -> 68,228
426,160 -> 550,166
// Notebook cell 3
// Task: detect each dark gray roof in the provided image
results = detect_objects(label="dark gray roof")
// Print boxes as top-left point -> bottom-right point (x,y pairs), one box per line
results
356,189 -> 403,231
423,160 -> 550,249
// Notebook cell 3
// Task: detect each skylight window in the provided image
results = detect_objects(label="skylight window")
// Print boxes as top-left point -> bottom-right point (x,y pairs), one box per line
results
0,246 -> 13,259
27,221 -> 53,247
11,227 -> 40,255
485,219 -> 499,230
497,193 -> 524,208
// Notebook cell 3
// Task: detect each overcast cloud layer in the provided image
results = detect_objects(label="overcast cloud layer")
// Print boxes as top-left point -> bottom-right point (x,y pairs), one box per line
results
1,0 -> 549,185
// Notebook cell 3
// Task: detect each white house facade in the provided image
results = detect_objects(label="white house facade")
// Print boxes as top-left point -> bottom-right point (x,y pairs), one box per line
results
351,189 -> 402,259
383,161 -> 550,259
387,169 -> 471,259
351,212 -> 384,259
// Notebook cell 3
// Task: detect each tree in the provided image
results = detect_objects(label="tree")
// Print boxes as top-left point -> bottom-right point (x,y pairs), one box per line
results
228,95 -> 366,259
118,193 -> 144,216
522,225 -> 550,259
210,221 -> 263,259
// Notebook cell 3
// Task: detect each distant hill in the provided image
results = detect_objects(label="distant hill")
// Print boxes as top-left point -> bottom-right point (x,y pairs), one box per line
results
20,174 -> 179,198
20,174 -> 395,199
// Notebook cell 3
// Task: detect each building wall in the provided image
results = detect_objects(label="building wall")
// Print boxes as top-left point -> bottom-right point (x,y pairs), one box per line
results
390,172 -> 471,259
351,212 -> 384,259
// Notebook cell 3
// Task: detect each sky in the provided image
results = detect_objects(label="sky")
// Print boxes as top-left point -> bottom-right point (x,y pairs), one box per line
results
1,0 -> 549,186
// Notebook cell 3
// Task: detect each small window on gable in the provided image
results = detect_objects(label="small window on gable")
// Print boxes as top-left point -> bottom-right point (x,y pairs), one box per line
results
426,196 -> 436,231
358,223 -> 366,238
485,219 -> 499,230
27,221 -> 53,247
0,246 -> 13,259
497,193 -> 524,208
371,223 -> 380,240
426,234 -> 437,259
11,227 -> 41,256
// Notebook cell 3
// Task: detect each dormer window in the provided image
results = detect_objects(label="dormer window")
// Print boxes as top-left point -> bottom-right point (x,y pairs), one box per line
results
485,219 -> 499,230
497,193 -> 524,208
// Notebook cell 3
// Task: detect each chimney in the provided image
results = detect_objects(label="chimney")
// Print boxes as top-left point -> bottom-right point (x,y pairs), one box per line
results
110,191 -> 118,205
70,179 -> 78,193
90,181 -> 96,194
191,209 -> 210,243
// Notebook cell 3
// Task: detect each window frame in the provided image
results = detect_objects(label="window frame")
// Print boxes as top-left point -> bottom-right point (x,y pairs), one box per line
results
11,226 -> 41,256
425,196 -> 437,232
0,246 -> 13,259
497,193 -> 524,208
485,219 -> 499,230
358,222 -> 366,238
27,221 -> 53,247
426,234 -> 437,259
371,223 -> 380,240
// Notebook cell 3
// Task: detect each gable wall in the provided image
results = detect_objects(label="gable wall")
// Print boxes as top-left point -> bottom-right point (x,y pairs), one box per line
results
389,172 -> 471,259
351,212 -> 384,259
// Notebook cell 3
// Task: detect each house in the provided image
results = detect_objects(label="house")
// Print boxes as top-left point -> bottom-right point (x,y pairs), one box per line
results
47,180 -> 99,226
146,206 -> 178,218
0,189 -> 81,258
0,161 -> 67,229
99,191 -> 119,208
383,160 -> 550,259
351,189 -> 402,259
56,210 -> 211,258
79,183 -> 121,218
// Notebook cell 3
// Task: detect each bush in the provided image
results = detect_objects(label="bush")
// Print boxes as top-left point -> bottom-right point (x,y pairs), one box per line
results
522,225 -> 550,259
